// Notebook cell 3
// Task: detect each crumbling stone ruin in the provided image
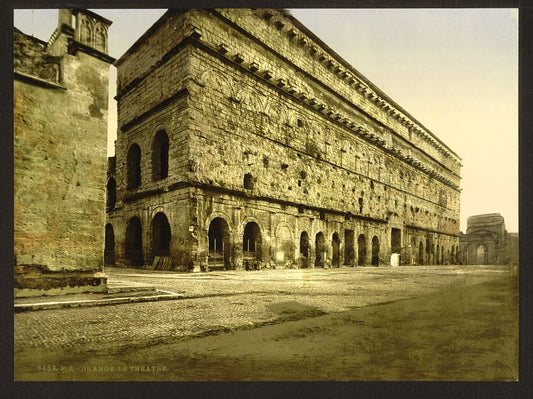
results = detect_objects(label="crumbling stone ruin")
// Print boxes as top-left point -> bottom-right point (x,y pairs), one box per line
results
460,214 -> 518,265
104,8 -> 462,271
14,10 -> 114,296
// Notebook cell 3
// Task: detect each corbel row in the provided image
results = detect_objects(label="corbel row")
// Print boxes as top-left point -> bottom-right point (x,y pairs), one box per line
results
189,21 -> 459,191
259,10 -> 461,167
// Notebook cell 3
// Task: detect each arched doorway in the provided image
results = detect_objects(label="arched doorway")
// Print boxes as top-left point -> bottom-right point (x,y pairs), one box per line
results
126,217 -> 143,266
276,225 -> 294,267
315,232 -> 326,267
151,212 -> 171,259
208,217 -> 231,269
357,234 -> 367,266
441,246 -> 445,265
152,130 -> 169,181
332,232 -> 340,267
104,223 -> 115,265
436,244 -> 440,265
299,231 -> 310,268
418,241 -> 424,265
243,222 -> 262,264
476,244 -> 487,265
371,235 -> 379,266
344,229 -> 355,266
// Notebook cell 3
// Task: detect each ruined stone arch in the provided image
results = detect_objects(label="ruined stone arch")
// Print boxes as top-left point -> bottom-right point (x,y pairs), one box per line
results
199,69 -> 236,99
151,212 -> 171,258
236,85 -> 267,114
125,216 -> 143,266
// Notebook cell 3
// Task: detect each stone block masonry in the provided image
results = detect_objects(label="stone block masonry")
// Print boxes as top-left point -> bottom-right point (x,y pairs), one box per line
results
107,9 -> 461,271
14,9 -> 115,297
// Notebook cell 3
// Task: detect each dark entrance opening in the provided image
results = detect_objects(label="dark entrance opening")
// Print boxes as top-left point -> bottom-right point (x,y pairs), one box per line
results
126,217 -> 143,266
104,223 -> 115,265
152,212 -> 171,259
357,234 -> 367,266
300,231 -> 310,268
418,241 -> 424,265
344,229 -> 354,266
332,232 -> 340,267
315,232 -> 326,267
208,217 -> 231,269
436,244 -> 440,265
243,222 -> 262,263
441,246 -> 445,265
371,235 -> 380,266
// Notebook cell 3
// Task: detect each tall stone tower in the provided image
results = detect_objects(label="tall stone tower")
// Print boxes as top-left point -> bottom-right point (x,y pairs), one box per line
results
14,9 -> 115,297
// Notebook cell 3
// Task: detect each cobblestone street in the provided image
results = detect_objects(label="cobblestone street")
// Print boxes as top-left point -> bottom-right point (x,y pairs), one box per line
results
15,265 -> 510,354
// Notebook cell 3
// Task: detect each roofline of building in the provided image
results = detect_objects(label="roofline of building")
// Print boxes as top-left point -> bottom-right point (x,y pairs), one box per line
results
114,9 -> 180,67
281,9 -> 461,161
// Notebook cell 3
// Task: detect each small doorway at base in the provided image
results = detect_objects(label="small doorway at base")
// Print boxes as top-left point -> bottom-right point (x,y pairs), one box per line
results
299,231 -> 310,268
315,232 -> 326,267
208,217 -> 231,269
332,232 -> 340,267
357,234 -> 367,266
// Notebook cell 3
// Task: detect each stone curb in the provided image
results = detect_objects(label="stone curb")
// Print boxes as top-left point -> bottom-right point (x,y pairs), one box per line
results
14,290 -> 184,312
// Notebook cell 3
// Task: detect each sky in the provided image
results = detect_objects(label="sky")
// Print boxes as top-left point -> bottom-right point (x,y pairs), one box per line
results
13,8 -> 519,233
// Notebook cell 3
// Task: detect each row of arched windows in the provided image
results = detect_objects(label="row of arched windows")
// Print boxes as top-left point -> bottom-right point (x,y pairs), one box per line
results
126,130 -> 169,190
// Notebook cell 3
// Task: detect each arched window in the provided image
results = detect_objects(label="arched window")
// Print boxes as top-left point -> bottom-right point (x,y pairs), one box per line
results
106,177 -> 116,211
127,144 -> 141,190
152,130 -> 169,181
126,217 -> 143,266
152,212 -> 171,257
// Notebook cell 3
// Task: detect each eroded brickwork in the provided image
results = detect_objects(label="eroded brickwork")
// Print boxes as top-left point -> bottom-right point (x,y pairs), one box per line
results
107,9 -> 461,271
14,10 -> 114,296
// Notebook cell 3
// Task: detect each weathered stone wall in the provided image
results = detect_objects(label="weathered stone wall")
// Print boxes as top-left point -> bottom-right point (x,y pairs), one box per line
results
108,8 -> 461,270
14,10 -> 113,296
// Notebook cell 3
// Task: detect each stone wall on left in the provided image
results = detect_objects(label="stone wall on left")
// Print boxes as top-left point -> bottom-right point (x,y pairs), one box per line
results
14,9 -> 115,297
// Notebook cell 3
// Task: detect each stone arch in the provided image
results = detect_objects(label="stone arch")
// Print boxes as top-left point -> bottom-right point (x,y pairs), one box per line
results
104,223 -> 115,266
243,221 -> 262,266
332,232 -> 341,267
125,216 -> 143,266
151,212 -> 171,258
299,231 -> 310,268
208,217 -> 231,269
475,243 -> 488,265
106,177 -> 116,211
237,86 -> 266,113
357,234 -> 367,266
315,232 -> 326,267
371,235 -> 380,266
275,222 -> 294,266
152,129 -> 169,181
126,143 -> 141,190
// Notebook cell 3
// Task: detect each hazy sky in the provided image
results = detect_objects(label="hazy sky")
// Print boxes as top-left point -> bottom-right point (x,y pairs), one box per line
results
13,8 -> 518,233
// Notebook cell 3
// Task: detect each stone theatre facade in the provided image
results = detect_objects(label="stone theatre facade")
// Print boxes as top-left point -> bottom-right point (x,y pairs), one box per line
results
106,9 -> 461,271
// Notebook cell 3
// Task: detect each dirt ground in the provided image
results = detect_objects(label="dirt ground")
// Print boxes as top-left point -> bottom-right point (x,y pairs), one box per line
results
15,276 -> 518,381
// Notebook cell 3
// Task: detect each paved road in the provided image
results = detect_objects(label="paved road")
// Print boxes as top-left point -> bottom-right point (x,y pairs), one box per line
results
15,265 -> 510,354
